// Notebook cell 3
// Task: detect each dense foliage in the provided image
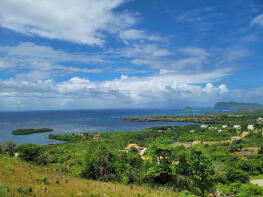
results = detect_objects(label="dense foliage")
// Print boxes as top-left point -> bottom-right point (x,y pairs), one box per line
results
12,128 -> 53,135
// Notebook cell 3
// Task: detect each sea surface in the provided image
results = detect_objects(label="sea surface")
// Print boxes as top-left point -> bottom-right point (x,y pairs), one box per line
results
0,108 -> 229,145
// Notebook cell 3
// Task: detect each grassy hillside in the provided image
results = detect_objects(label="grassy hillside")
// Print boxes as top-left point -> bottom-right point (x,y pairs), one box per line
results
0,155 -> 177,197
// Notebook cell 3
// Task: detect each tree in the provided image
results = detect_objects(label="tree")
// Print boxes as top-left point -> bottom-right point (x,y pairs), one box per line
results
0,143 -> 5,154
226,167 -> 249,183
188,147 -> 215,197
5,140 -> 16,156
16,143 -> 41,162
82,144 -> 118,181
145,142 -> 175,184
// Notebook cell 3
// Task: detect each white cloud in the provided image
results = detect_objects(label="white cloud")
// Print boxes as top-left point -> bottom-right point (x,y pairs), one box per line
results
0,69 -> 231,110
251,13 -> 263,27
0,42 -> 104,80
0,0 -> 135,45
223,46 -> 250,61
122,44 -> 212,72
121,44 -> 172,58
179,47 -> 211,57
119,29 -> 161,42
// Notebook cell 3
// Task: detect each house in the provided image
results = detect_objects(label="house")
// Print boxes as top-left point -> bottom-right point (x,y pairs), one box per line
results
257,117 -> 263,122
189,130 -> 195,133
139,147 -> 147,156
192,141 -> 201,145
200,124 -> 208,128
125,144 -> 140,150
222,125 -> 228,129
231,136 -> 241,141
158,129 -> 164,133
218,129 -> 223,133
233,125 -> 241,129
125,144 -> 147,156
247,125 -> 254,130
241,132 -> 249,138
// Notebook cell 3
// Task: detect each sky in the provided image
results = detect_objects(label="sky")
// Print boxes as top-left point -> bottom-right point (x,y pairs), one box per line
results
0,0 -> 263,110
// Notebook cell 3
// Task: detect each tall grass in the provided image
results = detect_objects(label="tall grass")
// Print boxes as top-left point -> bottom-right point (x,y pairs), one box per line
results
0,155 -> 177,197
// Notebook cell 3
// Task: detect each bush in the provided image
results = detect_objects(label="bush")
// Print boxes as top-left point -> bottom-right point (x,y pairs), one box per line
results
226,168 -> 249,183
5,141 -> 16,156
16,143 -> 41,162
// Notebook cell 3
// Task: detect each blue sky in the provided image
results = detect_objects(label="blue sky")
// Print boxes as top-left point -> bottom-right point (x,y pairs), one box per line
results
0,0 -> 263,110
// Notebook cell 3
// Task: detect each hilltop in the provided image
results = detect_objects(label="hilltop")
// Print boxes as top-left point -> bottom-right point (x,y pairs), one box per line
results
215,102 -> 263,111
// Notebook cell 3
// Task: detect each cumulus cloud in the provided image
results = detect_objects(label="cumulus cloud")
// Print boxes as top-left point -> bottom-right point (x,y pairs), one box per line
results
0,0 -> 135,45
0,69 -> 231,110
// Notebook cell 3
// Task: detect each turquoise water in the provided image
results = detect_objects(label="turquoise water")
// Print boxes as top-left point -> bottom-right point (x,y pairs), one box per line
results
0,108 -> 228,145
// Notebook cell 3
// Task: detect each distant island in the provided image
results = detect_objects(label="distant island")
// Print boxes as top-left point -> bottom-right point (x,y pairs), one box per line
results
12,128 -> 53,135
183,106 -> 193,111
215,102 -> 263,111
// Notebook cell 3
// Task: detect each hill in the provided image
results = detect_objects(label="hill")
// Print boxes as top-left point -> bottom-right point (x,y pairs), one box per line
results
0,155 -> 177,197
214,102 -> 263,111
183,106 -> 193,111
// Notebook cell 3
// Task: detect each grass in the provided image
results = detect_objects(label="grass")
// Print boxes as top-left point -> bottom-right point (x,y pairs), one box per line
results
250,175 -> 263,180
0,155 -> 177,197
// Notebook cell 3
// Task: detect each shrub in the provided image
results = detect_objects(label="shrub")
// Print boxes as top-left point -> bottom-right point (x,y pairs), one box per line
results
226,168 -> 249,183
16,143 -> 41,162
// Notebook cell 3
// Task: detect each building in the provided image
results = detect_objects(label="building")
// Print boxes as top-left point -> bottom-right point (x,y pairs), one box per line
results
222,125 -> 228,129
231,136 -> 241,141
233,125 -> 241,129
218,129 -> 223,133
241,132 -> 249,138
139,147 -> 147,156
189,130 -> 195,133
125,144 -> 140,150
247,125 -> 254,130
200,124 -> 208,128
192,141 -> 201,145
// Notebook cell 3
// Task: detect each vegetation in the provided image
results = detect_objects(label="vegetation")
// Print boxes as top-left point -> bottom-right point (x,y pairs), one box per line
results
215,101 -> 263,111
122,110 -> 263,126
12,128 -> 53,135
0,155 -> 177,197
183,106 -> 193,111
1,110 -> 263,196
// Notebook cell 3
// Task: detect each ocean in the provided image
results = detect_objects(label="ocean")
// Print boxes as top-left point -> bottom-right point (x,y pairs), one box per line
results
0,108 -> 227,145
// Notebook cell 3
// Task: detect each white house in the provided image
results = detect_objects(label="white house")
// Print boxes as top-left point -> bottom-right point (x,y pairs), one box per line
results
189,130 -> 195,133
247,125 -> 254,130
222,125 -> 228,129
218,129 -> 223,133
257,117 -> 263,121
233,125 -> 241,129
200,124 -> 208,128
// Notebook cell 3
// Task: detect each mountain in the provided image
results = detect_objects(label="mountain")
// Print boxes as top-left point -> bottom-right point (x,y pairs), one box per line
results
214,102 -> 263,111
